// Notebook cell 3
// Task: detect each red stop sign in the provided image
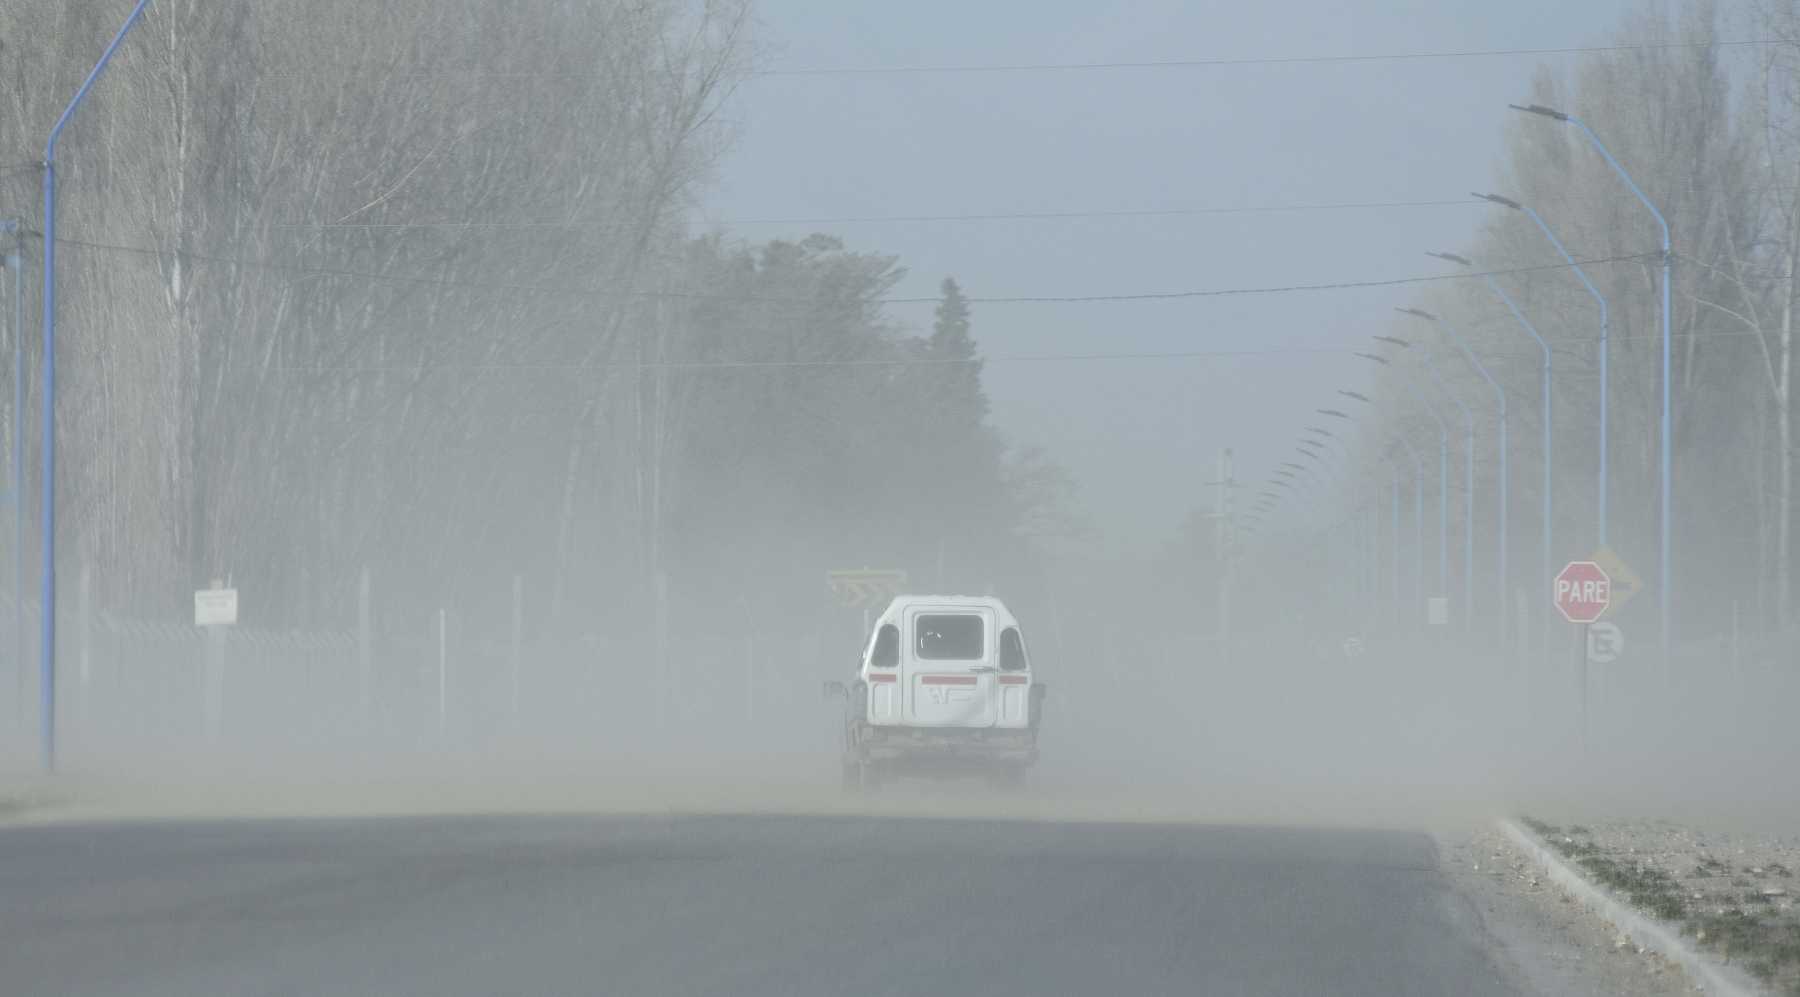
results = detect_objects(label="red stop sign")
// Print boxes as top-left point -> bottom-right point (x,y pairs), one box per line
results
1553,561 -> 1611,624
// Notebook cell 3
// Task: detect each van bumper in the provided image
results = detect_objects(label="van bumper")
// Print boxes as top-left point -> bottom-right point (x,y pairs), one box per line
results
858,726 -> 1038,765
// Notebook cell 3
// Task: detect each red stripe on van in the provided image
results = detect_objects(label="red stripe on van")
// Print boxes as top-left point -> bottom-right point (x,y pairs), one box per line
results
996,675 -> 1028,685
919,675 -> 978,686
868,673 -> 898,683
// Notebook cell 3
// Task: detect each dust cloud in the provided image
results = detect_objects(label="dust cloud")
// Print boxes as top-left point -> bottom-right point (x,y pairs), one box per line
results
2,0 -> 1798,840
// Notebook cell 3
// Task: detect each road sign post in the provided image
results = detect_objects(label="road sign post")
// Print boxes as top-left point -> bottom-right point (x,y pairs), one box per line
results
1426,597 -> 1449,627
1577,622 -> 1589,753
195,583 -> 237,742
1552,561 -> 1611,754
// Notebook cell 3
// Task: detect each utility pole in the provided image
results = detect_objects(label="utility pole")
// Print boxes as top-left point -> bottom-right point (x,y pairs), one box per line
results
1,227 -> 21,726
40,0 -> 157,771
1215,448 -> 1234,669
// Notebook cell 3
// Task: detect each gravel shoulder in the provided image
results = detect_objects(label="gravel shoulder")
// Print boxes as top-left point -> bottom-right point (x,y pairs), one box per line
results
1516,817 -> 1800,995
1439,823 -> 1701,996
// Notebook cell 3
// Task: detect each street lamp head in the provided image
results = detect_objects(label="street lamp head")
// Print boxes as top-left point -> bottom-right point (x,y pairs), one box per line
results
1372,335 -> 1412,348
1396,307 -> 1439,321
1280,462 -> 1306,471
1472,192 -> 1522,210
1305,425 -> 1335,436
1352,352 -> 1389,365
1337,390 -> 1372,404
1425,251 -> 1472,267
1509,102 -> 1569,121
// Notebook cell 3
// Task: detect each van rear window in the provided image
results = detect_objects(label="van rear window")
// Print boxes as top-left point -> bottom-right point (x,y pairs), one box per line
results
915,615 -> 983,660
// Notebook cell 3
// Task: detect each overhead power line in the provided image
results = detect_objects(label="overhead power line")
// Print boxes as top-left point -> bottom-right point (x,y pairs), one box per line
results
757,39 -> 1779,76
51,236 -> 1656,306
246,39 -> 1780,81
275,198 -> 1481,230
269,183 -> 1797,231
272,346 -> 1352,376
272,343 -> 1571,377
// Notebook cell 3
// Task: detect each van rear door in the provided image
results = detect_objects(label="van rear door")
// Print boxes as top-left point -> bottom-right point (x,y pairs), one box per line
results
903,608 -> 996,727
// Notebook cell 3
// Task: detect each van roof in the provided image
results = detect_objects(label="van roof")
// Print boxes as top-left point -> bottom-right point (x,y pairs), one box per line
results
875,594 -> 1019,627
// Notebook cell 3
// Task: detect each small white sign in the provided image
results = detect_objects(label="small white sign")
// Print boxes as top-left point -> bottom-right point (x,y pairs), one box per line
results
1426,597 -> 1449,626
195,588 -> 238,627
1586,621 -> 1624,664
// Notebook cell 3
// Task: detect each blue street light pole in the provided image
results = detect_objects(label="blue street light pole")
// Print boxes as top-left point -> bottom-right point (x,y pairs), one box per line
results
1476,193 -> 1605,553
1392,436 -> 1426,621
1296,446 -> 1337,491
40,0 -> 156,771
1412,348 -> 1476,631
1512,103 -> 1672,656
1304,428 -> 1360,607
1405,301 -> 1508,640
1358,350 -> 1450,607
1,233 -> 21,724
1383,456 -> 1401,623
1479,271 -> 1553,619
1295,443 -> 1349,617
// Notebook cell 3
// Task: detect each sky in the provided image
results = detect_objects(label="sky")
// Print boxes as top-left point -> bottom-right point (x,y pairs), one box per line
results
697,0 -> 1645,550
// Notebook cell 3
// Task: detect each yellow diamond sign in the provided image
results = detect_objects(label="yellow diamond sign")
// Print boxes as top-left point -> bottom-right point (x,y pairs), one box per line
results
1589,545 -> 1644,617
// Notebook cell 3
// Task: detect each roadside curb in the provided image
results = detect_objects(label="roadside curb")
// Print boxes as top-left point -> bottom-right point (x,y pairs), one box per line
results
1498,818 -> 1763,997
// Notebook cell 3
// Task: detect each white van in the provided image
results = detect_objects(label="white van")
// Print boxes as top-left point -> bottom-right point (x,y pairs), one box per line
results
825,595 -> 1044,788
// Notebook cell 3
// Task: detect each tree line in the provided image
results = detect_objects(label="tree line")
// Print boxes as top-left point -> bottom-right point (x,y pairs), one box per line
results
1299,0 -> 1800,643
0,0 -> 1075,666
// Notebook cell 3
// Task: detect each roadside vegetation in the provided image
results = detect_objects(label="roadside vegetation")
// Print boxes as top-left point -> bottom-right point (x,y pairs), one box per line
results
1525,818 -> 1800,994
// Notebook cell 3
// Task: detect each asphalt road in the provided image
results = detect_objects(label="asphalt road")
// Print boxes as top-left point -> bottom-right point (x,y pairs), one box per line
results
0,813 -> 1525,996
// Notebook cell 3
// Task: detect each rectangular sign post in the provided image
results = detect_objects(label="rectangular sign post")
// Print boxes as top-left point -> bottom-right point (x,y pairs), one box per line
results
1553,562 -> 1611,757
1578,622 -> 1589,754
195,583 -> 237,742
1426,597 -> 1449,627
194,587 -> 238,627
